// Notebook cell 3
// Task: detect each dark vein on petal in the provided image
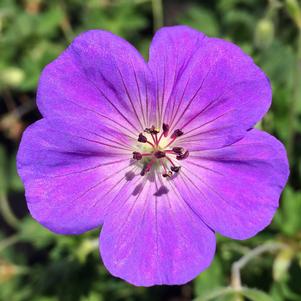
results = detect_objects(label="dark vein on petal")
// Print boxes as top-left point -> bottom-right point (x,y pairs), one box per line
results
71,162 -> 133,206
181,165 -> 246,211
162,42 -> 179,125
115,64 -> 144,130
131,60 -> 147,127
175,110 -> 236,144
71,47 -> 141,133
46,158 -> 130,178
183,160 -> 225,176
169,67 -> 211,134
91,166 -> 139,209
144,69 -> 150,126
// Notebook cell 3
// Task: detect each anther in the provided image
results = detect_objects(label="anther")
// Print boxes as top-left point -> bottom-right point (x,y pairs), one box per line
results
140,167 -> 147,176
138,133 -> 147,143
162,123 -> 170,137
176,150 -> 189,161
154,151 -> 166,159
145,125 -> 159,135
132,152 -> 142,160
171,166 -> 181,172
162,171 -> 173,178
140,164 -> 150,176
172,147 -> 184,154
171,129 -> 184,139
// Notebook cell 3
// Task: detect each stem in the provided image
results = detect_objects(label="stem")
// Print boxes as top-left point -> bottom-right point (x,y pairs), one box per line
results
164,137 -> 177,149
287,29 -> 301,159
0,195 -> 19,229
160,159 -> 167,174
231,242 -> 287,291
152,0 -> 163,32
146,140 -> 155,148
157,132 -> 164,145
0,234 -> 19,253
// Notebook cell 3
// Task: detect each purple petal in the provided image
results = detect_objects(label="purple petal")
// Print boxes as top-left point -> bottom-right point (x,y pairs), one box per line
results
38,30 -> 156,136
174,129 -> 289,239
99,174 -> 216,286
149,27 -> 271,149
148,26 -> 206,126
17,119 -> 135,234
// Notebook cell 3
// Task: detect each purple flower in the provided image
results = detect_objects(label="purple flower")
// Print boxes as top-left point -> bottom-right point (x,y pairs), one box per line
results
17,26 -> 289,286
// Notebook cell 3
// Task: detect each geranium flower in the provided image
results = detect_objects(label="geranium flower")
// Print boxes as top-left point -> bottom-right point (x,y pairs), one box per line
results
17,26 -> 289,286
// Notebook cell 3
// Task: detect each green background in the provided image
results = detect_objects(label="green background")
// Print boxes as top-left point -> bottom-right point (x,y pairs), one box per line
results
0,0 -> 300,300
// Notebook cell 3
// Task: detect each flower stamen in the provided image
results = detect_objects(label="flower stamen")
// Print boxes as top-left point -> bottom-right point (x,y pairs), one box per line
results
135,123 -> 187,178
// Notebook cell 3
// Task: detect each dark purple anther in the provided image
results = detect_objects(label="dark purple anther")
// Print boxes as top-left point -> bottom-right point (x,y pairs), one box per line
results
154,151 -> 166,159
162,171 -> 172,178
176,150 -> 189,161
138,133 -> 147,143
145,126 -> 159,134
172,147 -> 184,154
162,123 -> 170,137
140,166 -> 147,176
171,166 -> 181,172
171,129 -> 183,139
133,152 -> 142,160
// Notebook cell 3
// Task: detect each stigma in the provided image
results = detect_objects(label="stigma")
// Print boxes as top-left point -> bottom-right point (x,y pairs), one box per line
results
132,123 -> 188,178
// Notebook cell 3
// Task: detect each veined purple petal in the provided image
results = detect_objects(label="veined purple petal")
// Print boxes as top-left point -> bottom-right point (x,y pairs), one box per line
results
38,30 -> 156,136
17,119 -> 135,234
100,173 -> 216,286
174,129 -> 289,239
148,27 -> 271,149
148,26 -> 206,126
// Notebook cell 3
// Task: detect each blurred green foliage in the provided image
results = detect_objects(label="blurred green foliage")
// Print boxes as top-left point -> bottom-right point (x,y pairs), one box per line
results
0,0 -> 301,300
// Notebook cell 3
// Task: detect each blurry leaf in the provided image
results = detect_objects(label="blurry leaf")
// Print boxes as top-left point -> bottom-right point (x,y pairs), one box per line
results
223,9 -> 257,39
76,238 -> 98,263
81,292 -> 103,301
273,247 -> 295,281
178,5 -> 220,36
273,187 -> 301,235
18,217 -> 54,248
8,153 -> 23,192
257,40 -> 295,86
217,0 -> 257,12
240,287 -> 274,301
0,145 -> 8,196
285,0 -> 301,29
35,6 -> 64,37
194,257 -> 225,297
193,287 -> 237,301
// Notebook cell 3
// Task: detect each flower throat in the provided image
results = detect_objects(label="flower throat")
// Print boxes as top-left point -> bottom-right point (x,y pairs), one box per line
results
133,123 -> 189,178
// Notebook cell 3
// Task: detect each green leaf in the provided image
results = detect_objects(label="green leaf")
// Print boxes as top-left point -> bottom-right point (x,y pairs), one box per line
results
194,257 -> 225,297
240,288 -> 274,301
178,5 -> 220,36
0,145 -> 8,196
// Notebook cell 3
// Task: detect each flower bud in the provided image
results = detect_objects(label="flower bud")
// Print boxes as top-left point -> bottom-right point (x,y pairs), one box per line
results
254,19 -> 274,49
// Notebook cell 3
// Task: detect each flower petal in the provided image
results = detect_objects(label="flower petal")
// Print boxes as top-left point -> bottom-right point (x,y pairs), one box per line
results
149,26 -> 271,149
17,119 -> 135,234
99,173 -> 216,286
38,30 -> 156,137
174,129 -> 289,239
148,25 -> 206,126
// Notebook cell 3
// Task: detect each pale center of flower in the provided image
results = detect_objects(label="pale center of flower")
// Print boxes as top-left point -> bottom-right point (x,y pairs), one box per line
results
132,123 -> 189,178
